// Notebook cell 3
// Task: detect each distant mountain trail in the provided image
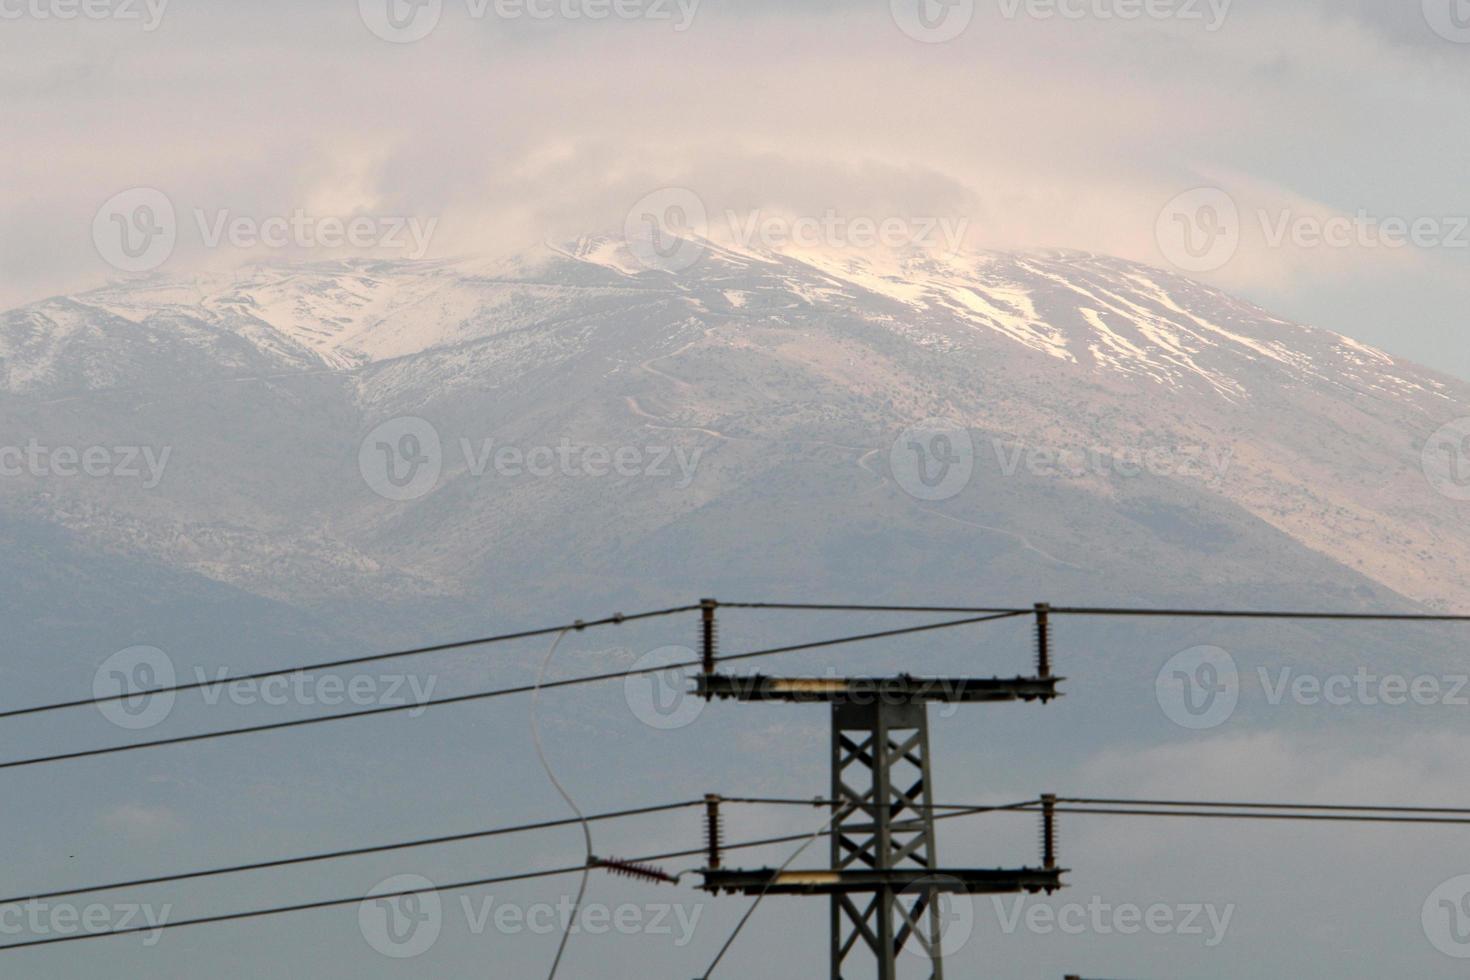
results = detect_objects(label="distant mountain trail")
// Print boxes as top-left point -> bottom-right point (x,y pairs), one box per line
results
622,395 -> 737,441
917,506 -> 1087,571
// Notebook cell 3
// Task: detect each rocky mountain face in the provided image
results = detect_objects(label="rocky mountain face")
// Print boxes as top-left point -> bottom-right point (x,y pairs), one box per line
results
2,236 -> 1466,653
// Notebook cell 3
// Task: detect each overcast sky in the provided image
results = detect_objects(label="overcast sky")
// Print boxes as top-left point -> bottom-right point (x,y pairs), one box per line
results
3,0 -> 1468,377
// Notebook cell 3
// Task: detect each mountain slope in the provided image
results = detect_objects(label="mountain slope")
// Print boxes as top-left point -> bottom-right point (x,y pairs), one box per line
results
0,238 -> 1465,647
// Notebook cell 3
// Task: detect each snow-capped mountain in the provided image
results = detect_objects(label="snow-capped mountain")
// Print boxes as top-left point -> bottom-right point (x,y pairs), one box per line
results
2,236 -> 1467,651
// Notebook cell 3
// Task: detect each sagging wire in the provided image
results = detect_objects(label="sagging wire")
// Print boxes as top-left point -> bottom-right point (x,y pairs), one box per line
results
530,625 -> 591,980
698,802 -> 858,979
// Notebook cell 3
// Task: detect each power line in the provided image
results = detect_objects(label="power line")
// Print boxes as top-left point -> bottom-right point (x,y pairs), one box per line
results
0,798 -> 1039,924
720,603 -> 1028,614
1019,806 -> 1470,826
13,599 -> 1461,727
1061,797 -> 1470,815
0,800 -> 702,907
720,795 -> 1036,811
0,612 -> 1022,774
8,793 -> 1459,953
1047,606 -> 1470,622
725,795 -> 1470,825
0,801 -> 1036,952
0,605 -> 703,723
735,793 -> 1470,816
720,601 -> 1470,622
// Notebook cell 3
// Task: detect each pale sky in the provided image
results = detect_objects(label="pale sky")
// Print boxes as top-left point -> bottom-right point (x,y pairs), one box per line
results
3,0 -> 1468,377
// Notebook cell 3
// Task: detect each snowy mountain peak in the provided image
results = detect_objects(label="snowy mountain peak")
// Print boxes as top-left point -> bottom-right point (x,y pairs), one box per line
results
0,240 -> 1434,408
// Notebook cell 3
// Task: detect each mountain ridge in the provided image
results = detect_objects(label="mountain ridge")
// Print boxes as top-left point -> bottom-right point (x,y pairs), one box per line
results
1,239 -> 1465,637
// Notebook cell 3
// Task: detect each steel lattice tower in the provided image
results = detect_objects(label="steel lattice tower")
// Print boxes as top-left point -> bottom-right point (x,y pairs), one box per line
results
829,698 -> 946,978
696,601 -> 1065,979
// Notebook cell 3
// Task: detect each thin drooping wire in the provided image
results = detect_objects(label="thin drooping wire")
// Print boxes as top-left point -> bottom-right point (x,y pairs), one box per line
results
0,604 -> 702,722
700,803 -> 857,979
0,800 -> 1038,952
0,801 -> 701,907
531,629 -> 590,980
0,612 -> 1023,773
